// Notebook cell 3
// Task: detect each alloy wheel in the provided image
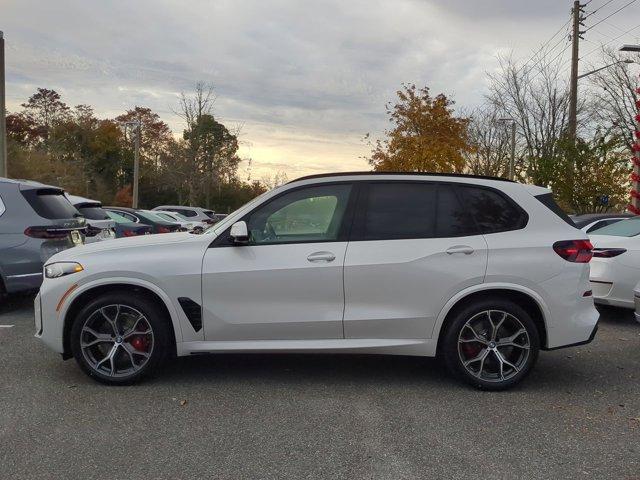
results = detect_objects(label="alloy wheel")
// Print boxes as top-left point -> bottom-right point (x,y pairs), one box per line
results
457,310 -> 530,383
80,304 -> 154,377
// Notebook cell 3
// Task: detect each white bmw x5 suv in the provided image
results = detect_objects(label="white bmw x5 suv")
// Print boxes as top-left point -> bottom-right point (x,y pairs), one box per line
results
35,173 -> 599,390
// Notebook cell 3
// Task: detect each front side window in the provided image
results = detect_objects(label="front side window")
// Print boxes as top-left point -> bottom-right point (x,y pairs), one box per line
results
246,184 -> 352,245
361,182 -> 477,241
458,186 -> 527,234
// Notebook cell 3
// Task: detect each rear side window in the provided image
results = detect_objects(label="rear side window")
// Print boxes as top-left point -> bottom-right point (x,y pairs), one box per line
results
360,183 -> 478,240
535,193 -> 574,226
0,195 -> 5,217
458,186 -> 527,234
21,189 -> 79,220
203,210 -> 215,218
78,206 -> 110,220
177,209 -> 198,218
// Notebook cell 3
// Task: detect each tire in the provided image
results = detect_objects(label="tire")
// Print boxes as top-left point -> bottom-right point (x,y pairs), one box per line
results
70,291 -> 172,385
441,298 -> 540,391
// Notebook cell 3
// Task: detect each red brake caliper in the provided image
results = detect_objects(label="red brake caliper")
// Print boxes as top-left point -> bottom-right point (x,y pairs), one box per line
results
130,336 -> 150,352
461,342 -> 482,358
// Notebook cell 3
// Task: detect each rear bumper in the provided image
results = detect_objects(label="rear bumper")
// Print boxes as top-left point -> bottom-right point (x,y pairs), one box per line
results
634,293 -> 640,324
544,321 -> 598,350
590,258 -> 636,309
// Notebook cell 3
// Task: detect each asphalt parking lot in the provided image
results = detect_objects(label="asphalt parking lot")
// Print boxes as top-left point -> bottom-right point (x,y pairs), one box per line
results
1,294 -> 639,480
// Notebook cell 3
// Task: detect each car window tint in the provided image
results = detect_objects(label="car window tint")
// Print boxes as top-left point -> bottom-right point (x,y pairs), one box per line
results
180,209 -> 198,217
78,206 -> 110,220
22,189 -> 79,220
246,184 -> 352,244
436,185 -> 479,237
0,195 -> 5,217
458,186 -> 526,234
535,193 -> 574,226
363,183 -> 437,240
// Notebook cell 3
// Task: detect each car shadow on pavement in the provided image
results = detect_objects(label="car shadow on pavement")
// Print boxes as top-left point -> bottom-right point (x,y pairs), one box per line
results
0,292 -> 36,316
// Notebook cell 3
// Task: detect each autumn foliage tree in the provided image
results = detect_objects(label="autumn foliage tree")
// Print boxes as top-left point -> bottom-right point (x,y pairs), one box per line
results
367,84 -> 472,173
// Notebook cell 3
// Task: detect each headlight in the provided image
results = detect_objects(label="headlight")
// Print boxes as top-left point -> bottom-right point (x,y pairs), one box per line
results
44,262 -> 84,279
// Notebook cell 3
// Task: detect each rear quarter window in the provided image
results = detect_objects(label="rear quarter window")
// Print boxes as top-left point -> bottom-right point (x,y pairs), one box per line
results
457,186 -> 528,234
535,193 -> 575,226
21,189 -> 79,220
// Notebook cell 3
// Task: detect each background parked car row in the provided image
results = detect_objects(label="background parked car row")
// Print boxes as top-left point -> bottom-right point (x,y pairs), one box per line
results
0,176 -> 225,294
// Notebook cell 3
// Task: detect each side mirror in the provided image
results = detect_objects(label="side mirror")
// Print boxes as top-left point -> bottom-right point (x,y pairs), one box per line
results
229,221 -> 249,245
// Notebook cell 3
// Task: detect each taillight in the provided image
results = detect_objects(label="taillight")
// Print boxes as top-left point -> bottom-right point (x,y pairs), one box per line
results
202,219 -> 215,225
593,248 -> 627,258
553,240 -> 593,263
157,226 -> 171,234
122,229 -> 137,237
24,227 -> 70,239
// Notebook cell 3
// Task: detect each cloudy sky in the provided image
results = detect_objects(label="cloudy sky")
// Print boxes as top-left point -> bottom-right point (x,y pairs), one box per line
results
4,0 -> 640,180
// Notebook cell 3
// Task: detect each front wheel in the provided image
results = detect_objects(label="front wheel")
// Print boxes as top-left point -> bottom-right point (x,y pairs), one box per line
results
70,292 -> 171,385
442,299 -> 540,391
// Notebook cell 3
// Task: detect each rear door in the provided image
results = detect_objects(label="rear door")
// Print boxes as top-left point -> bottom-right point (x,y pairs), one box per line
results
343,181 -> 488,340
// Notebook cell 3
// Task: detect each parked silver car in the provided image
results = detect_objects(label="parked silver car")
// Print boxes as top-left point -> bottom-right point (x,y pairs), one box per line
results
66,195 -> 116,243
0,178 -> 85,293
152,205 -> 216,225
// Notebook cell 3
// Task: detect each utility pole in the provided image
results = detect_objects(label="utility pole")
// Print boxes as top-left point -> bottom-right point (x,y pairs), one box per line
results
132,119 -> 140,208
568,1 -> 584,142
0,31 -> 7,178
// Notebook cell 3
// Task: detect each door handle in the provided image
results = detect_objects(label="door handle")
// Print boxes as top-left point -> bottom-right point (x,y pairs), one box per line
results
446,245 -> 474,255
307,251 -> 336,263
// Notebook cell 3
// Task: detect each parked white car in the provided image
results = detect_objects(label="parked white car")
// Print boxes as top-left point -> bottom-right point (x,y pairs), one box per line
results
589,217 -> 640,309
36,173 -> 599,390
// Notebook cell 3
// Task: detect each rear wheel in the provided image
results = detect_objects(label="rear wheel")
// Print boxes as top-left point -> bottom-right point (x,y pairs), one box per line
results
70,292 -> 171,385
442,298 -> 540,390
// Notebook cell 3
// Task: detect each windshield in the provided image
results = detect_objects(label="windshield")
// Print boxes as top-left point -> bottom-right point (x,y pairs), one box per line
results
156,212 -> 178,222
106,211 -> 133,224
590,217 -> 640,237
138,210 -> 176,224
22,189 -> 80,220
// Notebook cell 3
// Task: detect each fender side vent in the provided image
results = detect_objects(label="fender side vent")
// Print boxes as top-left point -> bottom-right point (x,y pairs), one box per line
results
178,297 -> 202,332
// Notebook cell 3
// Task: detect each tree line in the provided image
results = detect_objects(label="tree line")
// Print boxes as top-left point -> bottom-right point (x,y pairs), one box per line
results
6,83 -> 266,212
367,47 -> 639,214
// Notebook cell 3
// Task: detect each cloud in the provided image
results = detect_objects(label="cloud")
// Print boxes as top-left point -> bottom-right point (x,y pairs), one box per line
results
4,0 -> 640,177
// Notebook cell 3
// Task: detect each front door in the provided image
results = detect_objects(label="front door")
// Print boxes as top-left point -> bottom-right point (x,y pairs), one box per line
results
202,183 -> 355,341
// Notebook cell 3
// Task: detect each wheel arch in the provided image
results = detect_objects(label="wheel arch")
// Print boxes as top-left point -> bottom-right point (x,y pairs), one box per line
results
433,285 -> 549,353
61,280 -> 181,359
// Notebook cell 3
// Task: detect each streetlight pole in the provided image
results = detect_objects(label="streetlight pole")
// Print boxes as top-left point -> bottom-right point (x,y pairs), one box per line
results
0,31 -> 6,178
124,119 -> 141,208
132,121 -> 140,208
498,118 -> 516,181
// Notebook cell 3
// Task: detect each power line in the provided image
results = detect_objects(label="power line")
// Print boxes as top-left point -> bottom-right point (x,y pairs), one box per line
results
581,22 -> 640,58
585,0 -> 638,32
583,0 -> 618,19
516,18 -> 571,74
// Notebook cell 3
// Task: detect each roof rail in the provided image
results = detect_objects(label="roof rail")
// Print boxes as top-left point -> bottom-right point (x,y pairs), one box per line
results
288,171 -> 515,184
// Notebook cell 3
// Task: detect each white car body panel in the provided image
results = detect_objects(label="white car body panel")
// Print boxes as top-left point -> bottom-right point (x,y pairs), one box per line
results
589,234 -> 640,309
36,174 -> 599,362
